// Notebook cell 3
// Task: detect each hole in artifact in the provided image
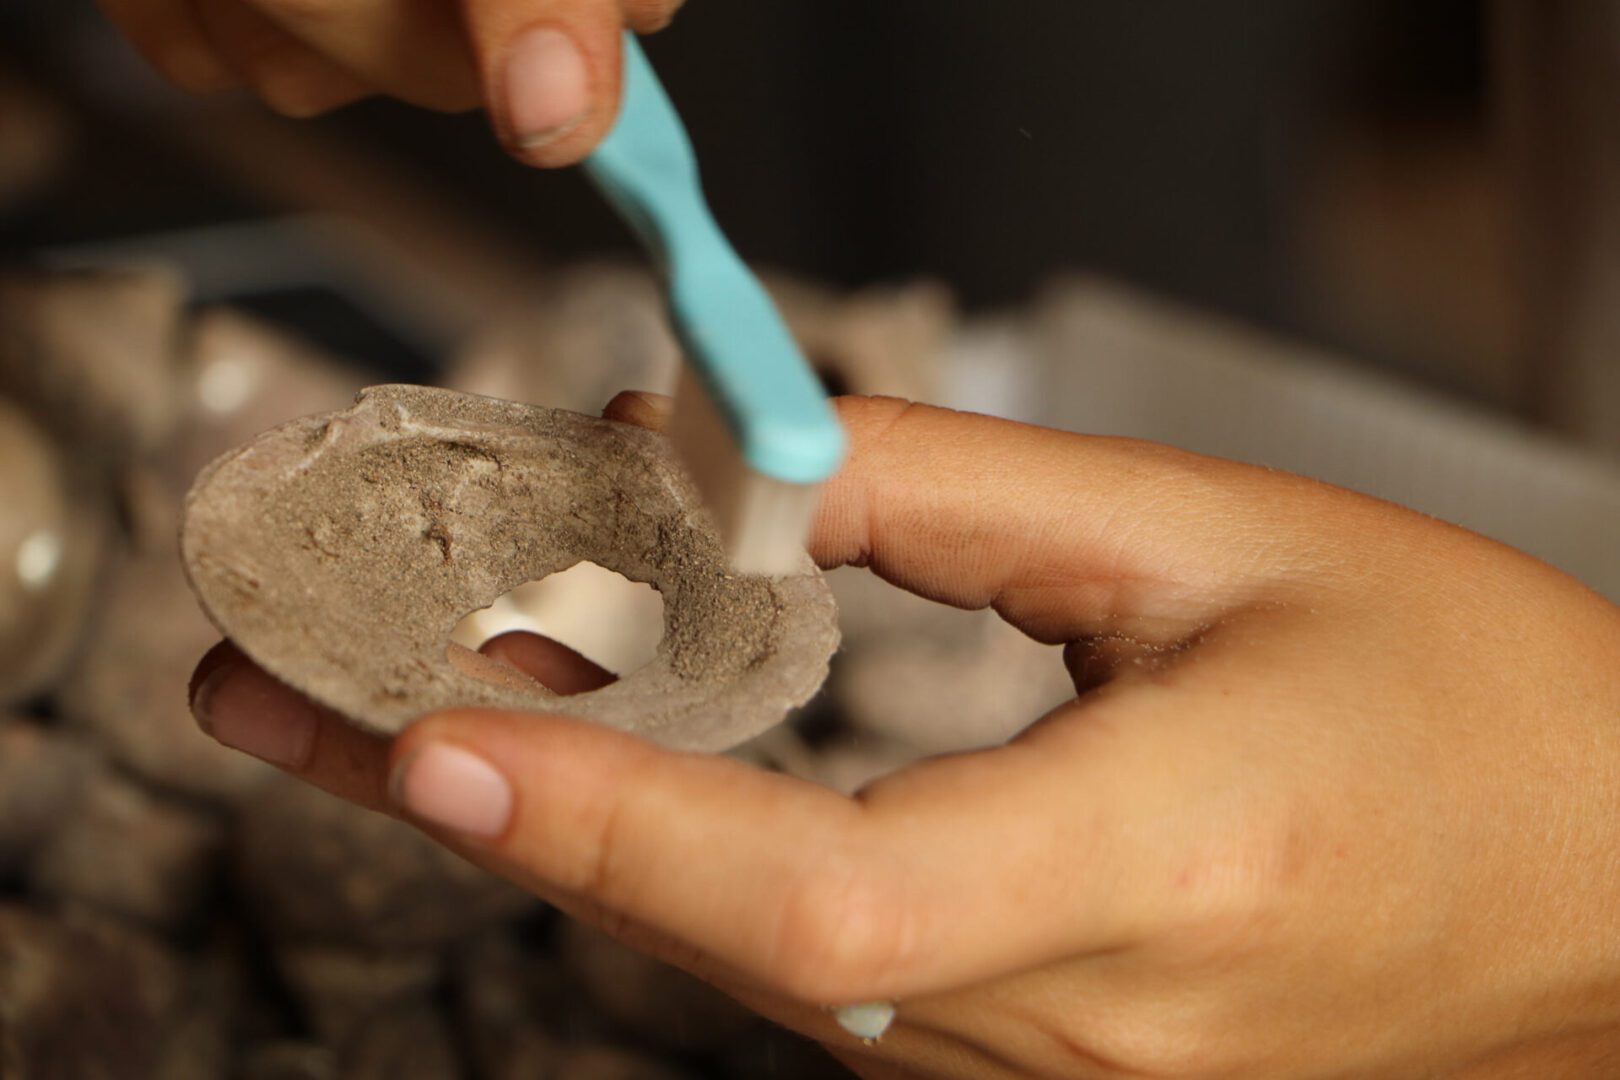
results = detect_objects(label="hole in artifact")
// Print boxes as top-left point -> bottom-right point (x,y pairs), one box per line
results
449,563 -> 664,690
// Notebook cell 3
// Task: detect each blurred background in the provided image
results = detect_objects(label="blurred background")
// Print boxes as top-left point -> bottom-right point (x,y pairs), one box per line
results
2,2 -> 1619,1078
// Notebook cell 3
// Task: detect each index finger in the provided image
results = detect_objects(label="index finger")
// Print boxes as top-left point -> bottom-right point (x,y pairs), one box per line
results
605,391 -> 1370,649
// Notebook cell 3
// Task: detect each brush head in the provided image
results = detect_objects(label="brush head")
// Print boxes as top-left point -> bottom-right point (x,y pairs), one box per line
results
585,34 -> 843,575
668,367 -> 824,577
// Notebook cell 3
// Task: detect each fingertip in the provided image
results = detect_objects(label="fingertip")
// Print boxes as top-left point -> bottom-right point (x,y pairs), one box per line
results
602,389 -> 673,430
390,739 -> 514,840
190,648 -> 318,770
487,14 -> 622,167
188,639 -> 245,719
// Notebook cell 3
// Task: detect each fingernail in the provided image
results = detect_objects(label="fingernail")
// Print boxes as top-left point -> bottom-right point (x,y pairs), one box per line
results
391,744 -> 513,839
504,26 -> 590,155
621,390 -> 672,415
195,661 -> 317,768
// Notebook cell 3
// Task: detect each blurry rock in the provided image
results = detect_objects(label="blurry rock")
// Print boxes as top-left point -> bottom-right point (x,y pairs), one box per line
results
167,308 -> 374,488
557,919 -> 753,1054
764,274 -> 954,403
821,571 -> 1074,759
0,905 -> 182,1078
238,775 -> 536,949
238,1042 -> 339,1080
276,944 -> 440,1046
30,769 -> 224,931
342,1001 -> 463,1080
476,1028 -> 567,1080
0,72 -> 72,211
0,717 -> 97,873
453,930 -> 593,1077
824,567 -> 967,650
0,269 -> 187,459
832,614 -> 1074,756
152,936 -> 251,1080
552,1045 -> 696,1080
450,263 -> 679,412
447,264 -> 953,415
718,1023 -> 850,1080
56,552 -> 271,803
0,396 -> 106,706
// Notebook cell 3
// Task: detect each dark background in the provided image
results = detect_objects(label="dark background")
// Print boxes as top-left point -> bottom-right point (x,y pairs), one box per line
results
0,0 -> 1498,397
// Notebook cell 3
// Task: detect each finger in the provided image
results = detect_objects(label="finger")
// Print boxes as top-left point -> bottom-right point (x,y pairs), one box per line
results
189,640 -> 392,809
478,630 -> 617,694
460,0 -> 631,167
388,697 -> 1208,1004
95,0 -> 239,92
242,0 -> 481,111
185,633 -> 616,804
603,388 -> 672,430
195,0 -> 373,117
610,391 -> 1393,647
620,0 -> 684,35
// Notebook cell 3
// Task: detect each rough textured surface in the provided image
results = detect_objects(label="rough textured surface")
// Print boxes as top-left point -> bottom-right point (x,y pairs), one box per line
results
182,385 -> 839,752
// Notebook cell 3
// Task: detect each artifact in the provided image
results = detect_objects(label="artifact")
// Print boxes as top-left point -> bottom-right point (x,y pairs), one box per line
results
182,385 -> 839,752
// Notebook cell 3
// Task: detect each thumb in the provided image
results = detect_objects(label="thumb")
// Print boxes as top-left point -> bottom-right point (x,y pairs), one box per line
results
463,0 -> 631,167
387,697 -> 1218,1005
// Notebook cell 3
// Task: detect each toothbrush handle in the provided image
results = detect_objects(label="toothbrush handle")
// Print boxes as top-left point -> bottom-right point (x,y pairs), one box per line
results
584,35 -> 845,486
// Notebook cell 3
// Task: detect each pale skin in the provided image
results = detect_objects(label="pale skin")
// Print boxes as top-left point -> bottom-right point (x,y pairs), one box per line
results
186,391 -> 1620,1079
103,3 -> 1620,1072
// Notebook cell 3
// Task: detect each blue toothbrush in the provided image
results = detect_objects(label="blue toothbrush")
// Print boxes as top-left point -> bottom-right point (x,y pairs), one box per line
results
583,33 -> 845,576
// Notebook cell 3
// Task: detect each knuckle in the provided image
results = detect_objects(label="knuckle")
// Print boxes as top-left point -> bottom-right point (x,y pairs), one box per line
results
574,787 -> 640,907
768,857 -> 911,1004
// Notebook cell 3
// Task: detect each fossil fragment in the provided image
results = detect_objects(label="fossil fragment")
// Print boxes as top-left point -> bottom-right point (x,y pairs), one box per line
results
182,384 -> 839,752
0,396 -> 106,706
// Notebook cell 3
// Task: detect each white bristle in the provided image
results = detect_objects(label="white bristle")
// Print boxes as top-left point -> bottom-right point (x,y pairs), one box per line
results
669,368 -> 822,576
